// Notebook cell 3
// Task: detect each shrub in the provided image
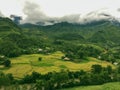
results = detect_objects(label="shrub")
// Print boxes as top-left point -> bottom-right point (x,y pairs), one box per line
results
38,57 -> 42,61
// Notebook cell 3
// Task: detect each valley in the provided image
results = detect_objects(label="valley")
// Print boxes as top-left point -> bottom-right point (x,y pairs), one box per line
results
0,17 -> 120,90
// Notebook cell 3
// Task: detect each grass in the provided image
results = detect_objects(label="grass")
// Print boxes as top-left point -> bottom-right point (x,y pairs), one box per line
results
0,51 -> 115,78
1,82 -> 120,90
61,82 -> 120,90
59,65 -> 67,68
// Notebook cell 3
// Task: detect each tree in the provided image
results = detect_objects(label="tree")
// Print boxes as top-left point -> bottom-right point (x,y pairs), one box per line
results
100,71 -> 111,82
91,64 -> 102,74
0,72 -> 12,87
44,80 -> 55,90
4,59 -> 11,67
51,70 -> 69,88
35,80 -> 44,90
79,74 -> 91,85
38,57 -> 42,61
0,41 -> 21,57
90,74 -> 104,85
106,65 -> 112,74
20,75 -> 32,84
31,72 -> 41,83
117,64 -> 120,73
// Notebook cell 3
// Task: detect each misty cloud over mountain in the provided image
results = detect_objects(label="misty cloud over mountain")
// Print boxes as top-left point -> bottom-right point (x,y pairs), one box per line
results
10,15 -> 22,24
17,2 -> 120,25
0,11 -> 4,17
21,2 -> 51,25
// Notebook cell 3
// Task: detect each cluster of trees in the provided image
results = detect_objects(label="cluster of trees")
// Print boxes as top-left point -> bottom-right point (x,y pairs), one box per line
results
0,72 -> 14,87
99,47 -> 120,64
0,41 -> 22,57
0,64 -> 120,89
59,43 -> 120,64
0,56 -> 11,67
100,52 -> 116,63
1,64 -> 119,90
62,44 -> 103,61
0,32 -> 55,57
19,65 -> 120,90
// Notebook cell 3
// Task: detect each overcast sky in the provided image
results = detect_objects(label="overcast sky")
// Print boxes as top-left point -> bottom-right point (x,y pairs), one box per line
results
0,0 -> 120,24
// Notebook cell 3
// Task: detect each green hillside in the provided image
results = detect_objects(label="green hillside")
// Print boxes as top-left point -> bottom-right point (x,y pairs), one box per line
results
0,17 -> 46,57
0,17 -> 20,30
61,82 -> 120,90
21,21 -> 120,46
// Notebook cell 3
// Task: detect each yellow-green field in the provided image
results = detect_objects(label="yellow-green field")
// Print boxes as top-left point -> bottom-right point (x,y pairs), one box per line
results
0,51 -> 115,78
61,82 -> 120,90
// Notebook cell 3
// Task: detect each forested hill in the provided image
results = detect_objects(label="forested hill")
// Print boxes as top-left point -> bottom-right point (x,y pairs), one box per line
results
0,17 -> 45,57
0,16 -> 120,59
19,19 -> 120,65
20,20 -> 120,45
0,17 -> 20,30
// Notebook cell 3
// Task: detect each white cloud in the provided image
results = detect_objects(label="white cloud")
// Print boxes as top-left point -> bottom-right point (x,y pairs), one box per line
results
0,0 -> 24,17
0,0 -> 120,24
0,11 -> 4,17
29,0 -> 120,17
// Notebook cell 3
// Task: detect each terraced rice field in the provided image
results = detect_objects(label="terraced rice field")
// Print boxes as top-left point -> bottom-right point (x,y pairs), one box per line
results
0,51 -> 114,78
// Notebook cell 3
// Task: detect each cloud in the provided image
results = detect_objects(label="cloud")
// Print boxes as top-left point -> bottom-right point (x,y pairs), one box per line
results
52,14 -> 80,24
21,1 -> 50,24
118,8 -> 120,12
79,10 -> 111,24
0,11 -> 4,17
10,15 -> 22,24
21,2 -> 116,25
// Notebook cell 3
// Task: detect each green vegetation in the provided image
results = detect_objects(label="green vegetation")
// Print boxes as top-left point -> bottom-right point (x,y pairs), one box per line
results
1,64 -> 120,90
0,56 -> 11,67
61,82 -> 120,90
0,17 -> 120,89
0,17 -> 120,63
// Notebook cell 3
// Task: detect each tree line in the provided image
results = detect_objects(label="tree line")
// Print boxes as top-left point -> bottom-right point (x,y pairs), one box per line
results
0,64 -> 120,90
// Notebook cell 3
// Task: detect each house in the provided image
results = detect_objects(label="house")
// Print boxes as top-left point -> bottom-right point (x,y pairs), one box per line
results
64,57 -> 70,61
38,48 -> 43,52
113,62 -> 118,65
